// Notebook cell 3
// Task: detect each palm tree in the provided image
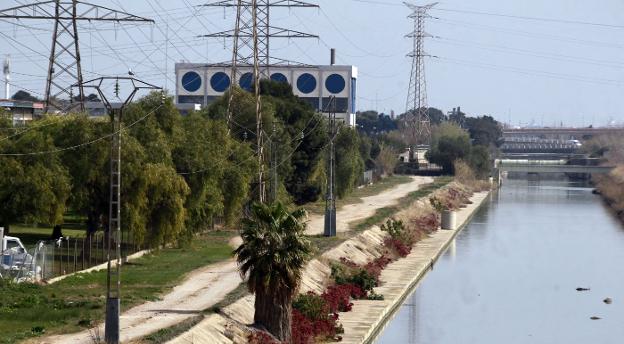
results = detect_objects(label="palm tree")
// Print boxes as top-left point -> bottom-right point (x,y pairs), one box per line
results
235,202 -> 312,342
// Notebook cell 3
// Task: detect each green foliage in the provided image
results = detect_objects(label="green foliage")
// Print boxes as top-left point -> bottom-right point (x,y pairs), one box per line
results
426,122 -> 471,173
380,218 -> 406,240
465,115 -> 503,148
330,262 -> 377,293
468,145 -> 492,178
293,293 -> 328,321
236,202 -> 312,293
335,127 -> 365,198
356,111 -> 398,135
0,122 -> 71,230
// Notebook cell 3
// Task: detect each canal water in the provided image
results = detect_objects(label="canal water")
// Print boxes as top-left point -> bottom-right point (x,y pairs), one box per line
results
375,179 -> 624,344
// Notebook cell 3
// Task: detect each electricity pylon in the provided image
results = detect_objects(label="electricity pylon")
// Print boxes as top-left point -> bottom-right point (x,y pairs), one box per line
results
74,77 -> 162,344
201,0 -> 317,203
201,0 -> 318,77
404,2 -> 437,146
0,1 -> 153,113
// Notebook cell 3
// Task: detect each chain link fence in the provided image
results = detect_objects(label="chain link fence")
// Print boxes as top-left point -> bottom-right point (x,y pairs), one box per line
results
1,231 -> 142,283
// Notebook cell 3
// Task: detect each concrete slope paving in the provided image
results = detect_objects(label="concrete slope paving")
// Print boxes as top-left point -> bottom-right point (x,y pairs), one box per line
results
36,176 -> 432,343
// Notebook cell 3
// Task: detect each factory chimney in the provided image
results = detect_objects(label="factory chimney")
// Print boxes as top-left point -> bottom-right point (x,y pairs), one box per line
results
330,48 -> 336,66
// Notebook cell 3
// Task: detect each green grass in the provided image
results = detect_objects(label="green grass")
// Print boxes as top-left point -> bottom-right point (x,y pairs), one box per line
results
0,231 -> 236,344
352,177 -> 453,232
10,225 -> 86,247
304,175 -> 413,215
142,316 -> 205,344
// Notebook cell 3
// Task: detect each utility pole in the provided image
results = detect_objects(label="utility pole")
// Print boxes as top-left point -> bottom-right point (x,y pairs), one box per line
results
270,122 -> 278,203
404,2 -> 437,146
74,77 -> 162,344
324,96 -> 337,237
0,1 -> 153,113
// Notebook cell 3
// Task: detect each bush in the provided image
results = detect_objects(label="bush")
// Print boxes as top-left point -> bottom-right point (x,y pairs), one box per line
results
249,330 -> 283,344
331,260 -> 378,294
291,292 -> 344,344
293,292 -> 330,321
380,218 -> 405,240
384,238 -> 411,257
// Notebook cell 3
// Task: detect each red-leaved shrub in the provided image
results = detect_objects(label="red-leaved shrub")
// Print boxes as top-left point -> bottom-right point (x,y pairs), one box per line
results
384,237 -> 411,257
248,330 -> 283,344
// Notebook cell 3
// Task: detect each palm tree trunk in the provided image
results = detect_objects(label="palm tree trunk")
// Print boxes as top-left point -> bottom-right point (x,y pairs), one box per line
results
254,284 -> 293,342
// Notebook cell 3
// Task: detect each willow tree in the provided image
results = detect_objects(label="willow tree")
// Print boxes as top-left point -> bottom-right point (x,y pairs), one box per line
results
235,202 -> 312,341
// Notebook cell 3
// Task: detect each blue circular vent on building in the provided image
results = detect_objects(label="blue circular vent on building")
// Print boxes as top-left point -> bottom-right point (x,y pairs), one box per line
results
182,71 -> 202,92
239,72 -> 254,91
270,73 -> 288,83
210,72 -> 230,92
325,74 -> 346,94
297,73 -> 317,94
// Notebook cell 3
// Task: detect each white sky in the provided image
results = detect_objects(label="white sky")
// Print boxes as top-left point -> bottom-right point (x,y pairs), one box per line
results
1,0 -> 623,127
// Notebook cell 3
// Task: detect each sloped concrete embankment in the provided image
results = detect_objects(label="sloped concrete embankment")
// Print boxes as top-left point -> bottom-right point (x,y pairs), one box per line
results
168,188 -> 489,344
339,191 -> 490,344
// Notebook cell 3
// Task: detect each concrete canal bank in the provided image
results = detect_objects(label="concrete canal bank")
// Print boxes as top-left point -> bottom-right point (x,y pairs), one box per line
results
339,191 -> 490,344
166,187 -> 490,344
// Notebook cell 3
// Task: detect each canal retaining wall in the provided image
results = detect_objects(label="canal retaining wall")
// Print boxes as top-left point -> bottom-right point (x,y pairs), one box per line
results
166,187 -> 489,344
339,191 -> 490,344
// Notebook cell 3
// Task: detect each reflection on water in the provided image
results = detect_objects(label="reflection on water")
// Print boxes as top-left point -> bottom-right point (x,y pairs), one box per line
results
375,179 -> 624,344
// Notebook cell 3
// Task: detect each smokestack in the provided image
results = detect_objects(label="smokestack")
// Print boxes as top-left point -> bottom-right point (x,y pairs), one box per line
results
330,48 -> 336,66
3,55 -> 9,100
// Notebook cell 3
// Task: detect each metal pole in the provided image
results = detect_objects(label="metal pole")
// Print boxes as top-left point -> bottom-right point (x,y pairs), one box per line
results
324,97 -> 337,237
105,107 -> 122,344
271,122 -> 278,203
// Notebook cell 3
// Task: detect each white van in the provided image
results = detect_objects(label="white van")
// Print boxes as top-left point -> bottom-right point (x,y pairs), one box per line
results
0,227 -> 33,272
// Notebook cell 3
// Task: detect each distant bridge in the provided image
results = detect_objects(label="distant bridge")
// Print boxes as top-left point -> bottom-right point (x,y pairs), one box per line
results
503,127 -> 624,141
495,160 -> 614,174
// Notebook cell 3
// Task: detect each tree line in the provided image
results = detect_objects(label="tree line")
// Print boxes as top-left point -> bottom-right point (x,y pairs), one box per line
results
0,81 -> 394,246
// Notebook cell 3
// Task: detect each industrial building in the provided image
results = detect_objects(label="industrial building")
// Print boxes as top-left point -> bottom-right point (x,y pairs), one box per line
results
175,63 -> 358,126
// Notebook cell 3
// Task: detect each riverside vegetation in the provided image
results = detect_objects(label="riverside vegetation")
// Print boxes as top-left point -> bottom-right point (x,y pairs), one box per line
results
0,81 -> 501,343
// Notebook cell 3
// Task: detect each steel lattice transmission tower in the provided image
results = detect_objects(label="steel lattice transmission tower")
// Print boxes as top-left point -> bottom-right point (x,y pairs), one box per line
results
404,2 -> 437,145
201,0 -> 318,203
0,1 -> 154,114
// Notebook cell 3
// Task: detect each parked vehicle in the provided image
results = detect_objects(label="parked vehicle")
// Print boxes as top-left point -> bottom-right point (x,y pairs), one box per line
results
0,227 -> 35,279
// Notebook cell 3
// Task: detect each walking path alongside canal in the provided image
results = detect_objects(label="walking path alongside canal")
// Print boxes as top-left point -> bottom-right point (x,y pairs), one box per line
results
338,191 -> 490,344
38,176 -> 432,344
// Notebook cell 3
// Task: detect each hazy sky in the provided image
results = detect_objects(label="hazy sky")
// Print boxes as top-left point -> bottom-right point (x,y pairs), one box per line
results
1,0 -> 624,127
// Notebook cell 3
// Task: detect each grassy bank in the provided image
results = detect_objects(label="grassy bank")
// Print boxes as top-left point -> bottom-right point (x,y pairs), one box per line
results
0,231 -> 235,344
353,176 -> 453,231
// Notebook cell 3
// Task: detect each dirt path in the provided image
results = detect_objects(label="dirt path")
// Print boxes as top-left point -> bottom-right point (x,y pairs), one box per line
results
306,176 -> 434,235
38,176 -> 432,344
41,260 -> 241,344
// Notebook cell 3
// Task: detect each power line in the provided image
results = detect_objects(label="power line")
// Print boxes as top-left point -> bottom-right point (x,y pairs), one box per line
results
433,37 -> 624,69
434,56 -> 624,87
432,7 -> 624,29
435,18 -> 624,50
0,103 -> 164,156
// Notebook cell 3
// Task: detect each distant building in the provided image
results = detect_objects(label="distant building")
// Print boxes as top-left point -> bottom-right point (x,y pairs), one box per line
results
175,63 -> 358,127
0,99 -> 44,125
